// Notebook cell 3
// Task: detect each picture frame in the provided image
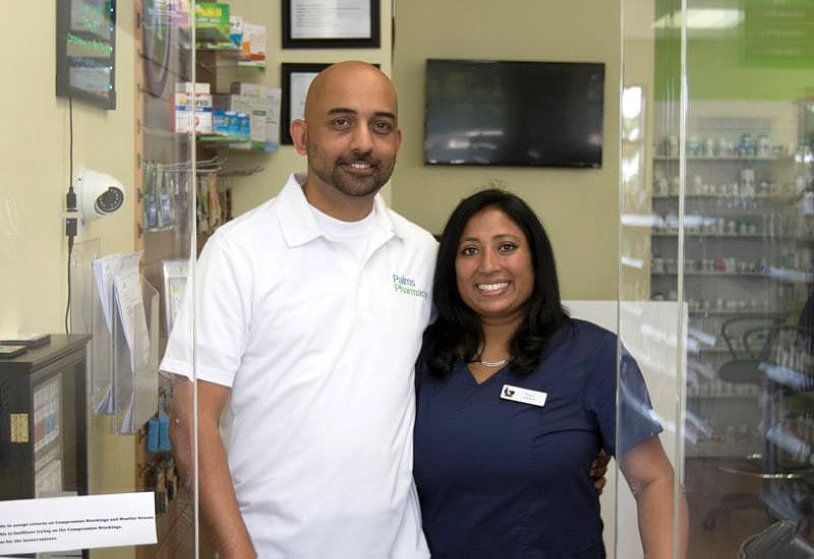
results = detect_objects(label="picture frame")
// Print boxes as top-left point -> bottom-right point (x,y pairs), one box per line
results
280,63 -> 330,145
280,62 -> 380,145
281,0 -> 380,49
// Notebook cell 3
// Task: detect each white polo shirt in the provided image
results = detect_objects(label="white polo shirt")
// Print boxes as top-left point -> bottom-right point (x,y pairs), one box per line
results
161,173 -> 436,558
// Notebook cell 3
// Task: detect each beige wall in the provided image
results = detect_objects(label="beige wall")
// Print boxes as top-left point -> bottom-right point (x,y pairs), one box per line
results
0,3 -> 657,341
223,0 -> 624,300
0,4 -> 136,336
226,0 -> 394,214
0,5 -> 138,557
391,0 -> 623,300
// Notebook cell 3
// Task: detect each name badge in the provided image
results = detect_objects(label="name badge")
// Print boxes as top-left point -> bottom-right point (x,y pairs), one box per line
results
500,384 -> 547,407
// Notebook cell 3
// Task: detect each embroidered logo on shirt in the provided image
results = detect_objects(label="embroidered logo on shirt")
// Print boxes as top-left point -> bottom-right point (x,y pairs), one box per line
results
392,274 -> 428,299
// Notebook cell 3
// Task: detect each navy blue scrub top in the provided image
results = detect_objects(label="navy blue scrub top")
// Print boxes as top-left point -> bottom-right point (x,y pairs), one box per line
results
414,319 -> 662,558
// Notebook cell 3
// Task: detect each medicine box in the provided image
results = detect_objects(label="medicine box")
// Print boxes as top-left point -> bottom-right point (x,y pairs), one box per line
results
241,23 -> 266,61
229,83 -> 281,148
195,2 -> 231,46
230,15 -> 243,50
172,82 -> 212,134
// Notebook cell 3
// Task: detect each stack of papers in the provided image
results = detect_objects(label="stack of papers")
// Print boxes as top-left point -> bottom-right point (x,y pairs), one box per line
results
91,251 -> 156,433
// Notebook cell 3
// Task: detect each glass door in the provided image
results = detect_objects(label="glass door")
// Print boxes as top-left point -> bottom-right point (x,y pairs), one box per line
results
621,1 -> 814,556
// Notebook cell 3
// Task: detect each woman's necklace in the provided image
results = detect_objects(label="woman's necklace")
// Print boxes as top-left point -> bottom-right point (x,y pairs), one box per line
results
479,358 -> 509,368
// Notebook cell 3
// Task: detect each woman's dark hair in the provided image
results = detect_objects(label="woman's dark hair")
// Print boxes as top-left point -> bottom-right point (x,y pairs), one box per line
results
424,188 -> 571,376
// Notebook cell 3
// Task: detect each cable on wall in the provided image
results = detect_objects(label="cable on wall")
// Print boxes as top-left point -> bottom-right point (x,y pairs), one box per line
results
65,97 -> 77,335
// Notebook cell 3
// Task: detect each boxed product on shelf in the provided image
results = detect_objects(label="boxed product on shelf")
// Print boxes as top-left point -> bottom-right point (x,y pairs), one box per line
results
241,102 -> 266,143
213,110 -> 234,136
213,94 -> 252,139
264,88 -> 281,148
176,81 -> 210,95
230,15 -> 243,50
172,82 -> 212,134
240,22 -> 266,61
212,93 -> 245,114
229,83 -> 281,148
238,112 -> 250,138
195,2 -> 231,48
194,97 -> 213,134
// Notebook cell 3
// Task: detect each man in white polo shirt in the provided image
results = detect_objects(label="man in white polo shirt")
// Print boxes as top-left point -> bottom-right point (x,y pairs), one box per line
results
162,61 -> 435,558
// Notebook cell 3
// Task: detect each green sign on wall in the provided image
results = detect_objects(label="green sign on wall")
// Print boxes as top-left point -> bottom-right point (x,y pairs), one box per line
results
743,0 -> 814,67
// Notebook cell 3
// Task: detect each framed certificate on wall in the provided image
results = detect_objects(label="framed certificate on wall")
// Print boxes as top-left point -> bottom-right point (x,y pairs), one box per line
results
280,63 -> 330,144
282,0 -> 380,49
279,62 -> 380,144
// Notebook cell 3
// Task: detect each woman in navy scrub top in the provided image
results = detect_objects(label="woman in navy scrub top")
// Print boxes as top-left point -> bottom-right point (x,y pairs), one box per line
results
414,189 -> 688,558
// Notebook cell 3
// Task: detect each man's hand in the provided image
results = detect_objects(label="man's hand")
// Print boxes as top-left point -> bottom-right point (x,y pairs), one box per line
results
591,450 -> 611,495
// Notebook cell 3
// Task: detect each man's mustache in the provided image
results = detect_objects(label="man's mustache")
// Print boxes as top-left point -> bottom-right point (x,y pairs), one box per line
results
338,155 -> 376,167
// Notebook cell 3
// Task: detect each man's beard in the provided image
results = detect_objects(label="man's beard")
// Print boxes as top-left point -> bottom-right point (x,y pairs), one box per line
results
308,146 -> 396,198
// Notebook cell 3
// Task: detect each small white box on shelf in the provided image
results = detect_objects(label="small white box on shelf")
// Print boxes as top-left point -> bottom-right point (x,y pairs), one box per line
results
241,22 -> 266,61
172,82 -> 212,134
228,83 -> 281,148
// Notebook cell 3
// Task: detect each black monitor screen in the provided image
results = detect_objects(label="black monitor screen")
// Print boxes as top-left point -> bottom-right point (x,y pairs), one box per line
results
424,59 -> 605,168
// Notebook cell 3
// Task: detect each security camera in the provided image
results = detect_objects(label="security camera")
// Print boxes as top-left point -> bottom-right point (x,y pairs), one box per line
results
75,169 -> 126,223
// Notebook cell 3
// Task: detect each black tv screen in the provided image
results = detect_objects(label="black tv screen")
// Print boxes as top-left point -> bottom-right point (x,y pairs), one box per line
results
424,59 -> 605,168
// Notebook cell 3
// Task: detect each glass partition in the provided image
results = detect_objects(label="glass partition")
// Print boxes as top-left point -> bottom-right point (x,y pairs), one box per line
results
622,1 -> 814,556
137,1 -> 198,557
0,1 -> 198,557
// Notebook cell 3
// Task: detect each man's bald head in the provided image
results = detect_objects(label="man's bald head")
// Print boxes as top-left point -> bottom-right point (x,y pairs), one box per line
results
288,60 -> 403,220
304,61 -> 398,123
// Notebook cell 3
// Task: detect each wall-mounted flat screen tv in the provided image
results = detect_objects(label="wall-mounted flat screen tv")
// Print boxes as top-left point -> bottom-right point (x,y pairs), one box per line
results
424,59 -> 605,168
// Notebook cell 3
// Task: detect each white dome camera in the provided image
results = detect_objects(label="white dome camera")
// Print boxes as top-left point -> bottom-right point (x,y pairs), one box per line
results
75,169 -> 126,222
